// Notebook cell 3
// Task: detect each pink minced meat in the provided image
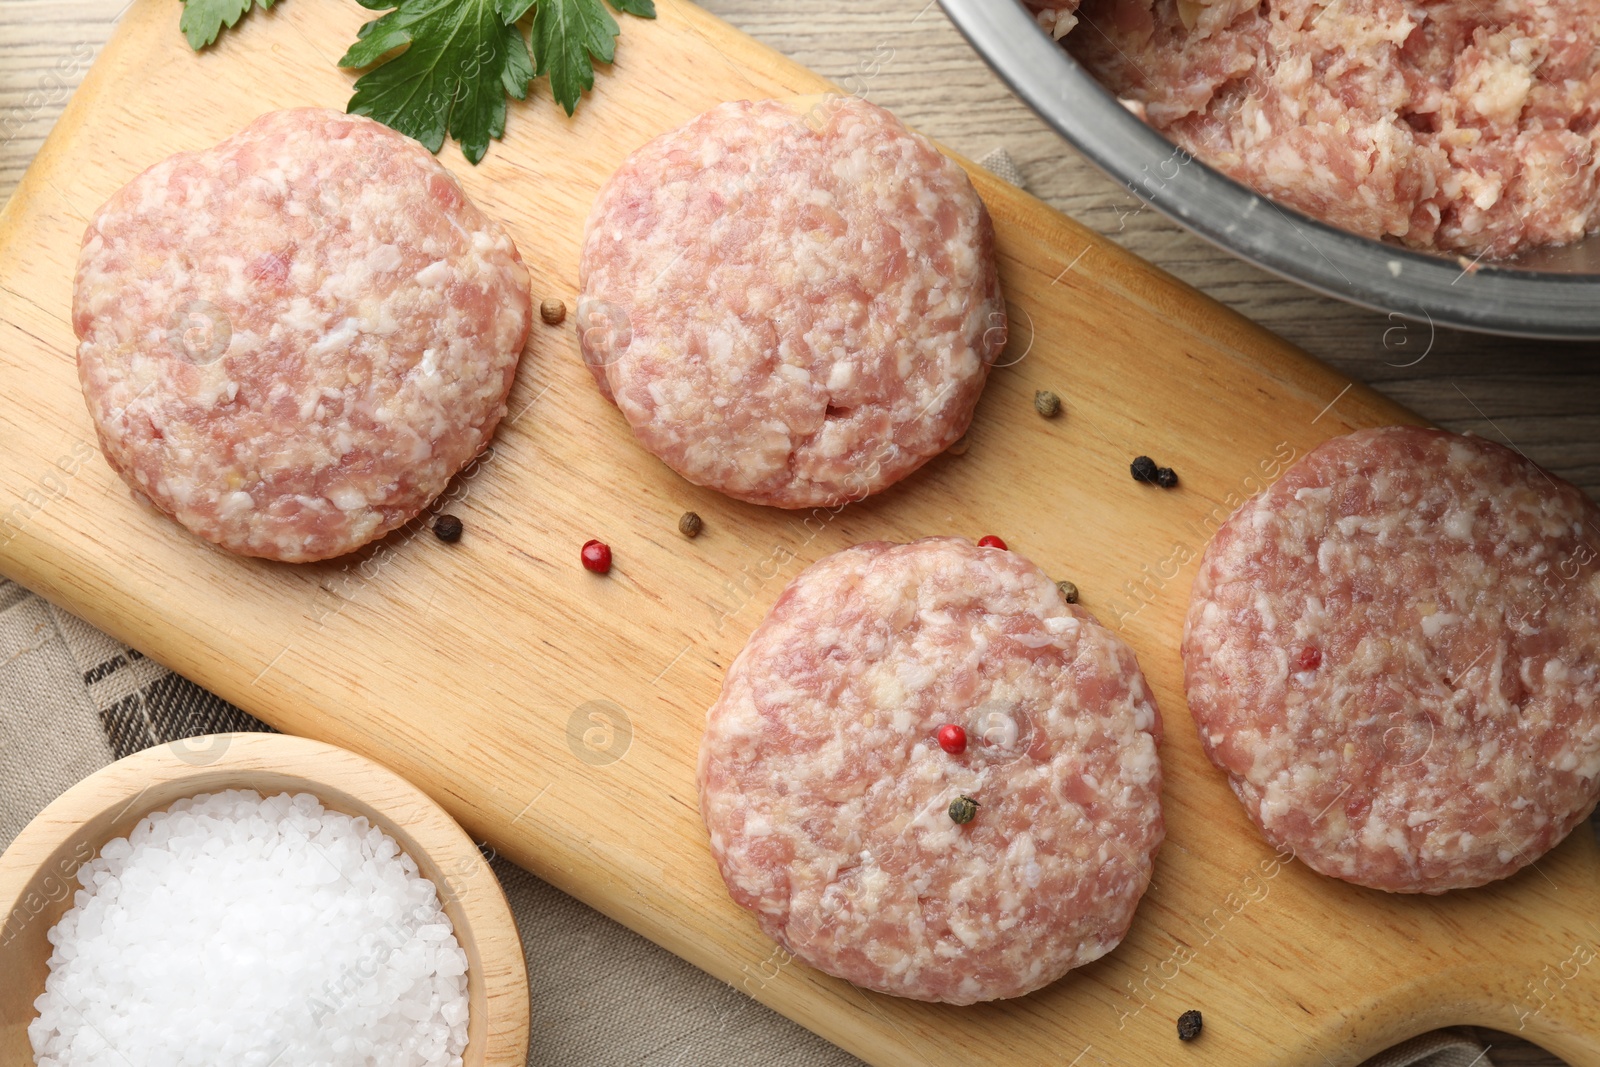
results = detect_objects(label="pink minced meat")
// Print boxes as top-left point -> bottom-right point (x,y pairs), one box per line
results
698,537 -> 1164,1003
74,109 -> 531,562
1029,0 -> 1600,258
577,99 -> 1006,509
1183,426 -> 1600,893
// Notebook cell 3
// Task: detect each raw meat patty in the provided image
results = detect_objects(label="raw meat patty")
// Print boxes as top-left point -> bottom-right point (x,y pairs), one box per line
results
1028,0 -> 1600,258
577,99 -> 1006,509
74,108 -> 531,562
1183,426 -> 1600,893
698,537 -> 1164,1003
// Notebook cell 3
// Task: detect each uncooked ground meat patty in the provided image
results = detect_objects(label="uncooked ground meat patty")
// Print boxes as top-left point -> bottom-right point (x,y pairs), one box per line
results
577,99 -> 1005,509
1183,426 -> 1600,893
698,538 -> 1163,1003
1028,0 -> 1600,258
74,108 -> 531,562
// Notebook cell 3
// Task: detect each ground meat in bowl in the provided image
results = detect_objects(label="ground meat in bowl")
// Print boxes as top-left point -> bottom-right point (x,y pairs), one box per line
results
1029,0 -> 1600,258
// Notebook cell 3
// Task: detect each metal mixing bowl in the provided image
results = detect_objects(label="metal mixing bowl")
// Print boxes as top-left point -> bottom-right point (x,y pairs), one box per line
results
940,0 -> 1600,339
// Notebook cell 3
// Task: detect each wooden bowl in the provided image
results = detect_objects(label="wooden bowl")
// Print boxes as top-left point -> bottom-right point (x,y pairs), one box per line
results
0,733 -> 529,1066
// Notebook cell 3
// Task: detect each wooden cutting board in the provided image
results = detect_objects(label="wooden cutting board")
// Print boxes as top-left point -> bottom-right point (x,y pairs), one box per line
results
2,2 -> 1597,1065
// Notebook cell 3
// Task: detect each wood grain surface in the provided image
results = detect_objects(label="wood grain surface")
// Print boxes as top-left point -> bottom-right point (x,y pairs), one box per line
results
0,733 -> 530,1066
0,3 -> 1595,1067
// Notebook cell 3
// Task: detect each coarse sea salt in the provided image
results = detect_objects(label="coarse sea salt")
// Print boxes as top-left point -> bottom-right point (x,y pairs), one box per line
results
28,789 -> 470,1067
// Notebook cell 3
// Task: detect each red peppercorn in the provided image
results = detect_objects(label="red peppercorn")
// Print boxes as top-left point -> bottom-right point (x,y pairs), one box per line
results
937,724 -> 967,754
1296,646 -> 1322,671
977,535 -> 1007,550
581,539 -> 612,574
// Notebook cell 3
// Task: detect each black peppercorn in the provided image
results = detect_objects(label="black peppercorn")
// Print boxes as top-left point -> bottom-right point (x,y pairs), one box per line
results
1177,1009 -> 1203,1042
948,795 -> 979,825
1132,456 -> 1179,489
433,514 -> 463,542
678,511 -> 704,539
1057,579 -> 1079,604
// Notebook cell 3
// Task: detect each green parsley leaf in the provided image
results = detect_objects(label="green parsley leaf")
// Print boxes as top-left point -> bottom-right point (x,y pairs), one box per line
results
178,0 -> 655,162
179,0 -> 276,51
340,0 -> 535,165
532,0 -> 652,116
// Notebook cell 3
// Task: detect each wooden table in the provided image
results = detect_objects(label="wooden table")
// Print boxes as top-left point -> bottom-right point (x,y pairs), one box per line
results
0,2 -> 1589,1064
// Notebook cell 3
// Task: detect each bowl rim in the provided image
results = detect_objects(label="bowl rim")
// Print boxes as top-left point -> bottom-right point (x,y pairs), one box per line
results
0,732 -> 530,1067
938,0 -> 1600,340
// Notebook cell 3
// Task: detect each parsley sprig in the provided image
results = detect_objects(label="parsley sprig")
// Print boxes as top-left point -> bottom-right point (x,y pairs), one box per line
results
177,0 -> 656,164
